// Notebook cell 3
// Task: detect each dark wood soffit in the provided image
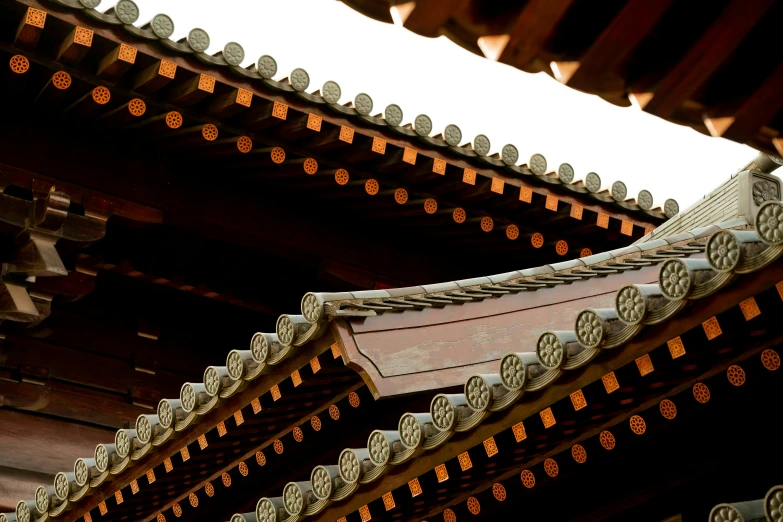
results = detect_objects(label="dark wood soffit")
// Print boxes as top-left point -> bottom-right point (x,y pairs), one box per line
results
17,0 -> 661,230
312,259 -> 783,522
335,263 -> 661,398
57,331 -> 337,522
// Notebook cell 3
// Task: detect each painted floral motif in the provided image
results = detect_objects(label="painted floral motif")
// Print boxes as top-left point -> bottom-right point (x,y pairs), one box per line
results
256,55 -> 277,79
289,68 -> 310,91
151,14 -> 174,38
664,198 -> 679,218
95,444 -> 108,472
473,134 -> 490,155
311,467 -> 332,499
611,181 -> 627,201
757,201 -> 783,245
204,367 -> 220,396
659,259 -> 691,299
181,383 -> 196,412
500,353 -> 526,390
637,189 -> 653,210
398,414 -> 421,448
283,483 -> 303,515
321,81 -> 341,103
753,180 -> 779,206
414,114 -> 432,136
256,499 -> 277,522
354,93 -> 373,115
54,473 -> 69,500
576,310 -> 604,348
277,316 -> 294,345
301,293 -> 322,322
115,0 -> 139,23
536,333 -> 564,368
707,231 -> 740,271
558,163 -> 574,183
187,28 -> 210,52
585,172 -> 601,193
616,285 -> 645,324
136,416 -> 152,443
529,153 -> 546,174
431,395 -> 454,430
339,450 -> 361,483
251,333 -> 268,362
227,351 -> 244,380
35,486 -> 49,513
499,144 -> 518,166
222,42 -> 245,65
465,376 -> 490,411
444,124 -> 462,146
368,431 -> 390,465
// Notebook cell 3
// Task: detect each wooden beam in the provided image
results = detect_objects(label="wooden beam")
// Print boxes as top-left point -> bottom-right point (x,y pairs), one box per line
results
0,409 -> 111,476
0,466 -> 52,512
643,0 -> 776,118
555,0 -> 675,90
402,0 -> 468,37
703,60 -> 783,141
497,0 -> 575,69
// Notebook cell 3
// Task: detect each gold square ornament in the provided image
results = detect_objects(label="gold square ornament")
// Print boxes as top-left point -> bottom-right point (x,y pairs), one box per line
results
372,136 -> 386,154
739,297 -> 760,321
236,88 -> 253,107
635,354 -> 654,376
180,447 -> 190,462
310,356 -> 321,374
163,458 -> 173,472
491,178 -> 505,194
702,316 -> 722,340
198,434 -> 208,450
668,337 -> 685,359
291,370 -> 302,387
74,27 -> 94,47
331,343 -> 342,358
463,168 -> 476,185
435,463 -> 448,483
403,147 -> 417,165
271,385 -> 281,401
198,74 -> 215,93
251,397 -> 262,414
519,187 -> 532,203
158,60 -> 177,79
118,44 -> 137,63
98,502 -> 107,516
382,492 -> 395,511
339,126 -> 354,143
540,408 -> 556,428
146,469 -> 156,484
25,7 -> 47,28
408,478 -> 422,497
458,451 -> 472,471
130,480 -> 139,494
359,505 -> 371,522
483,437 -> 498,457
272,101 -> 288,120
234,410 -> 245,426
570,389 -> 587,411
602,372 -> 619,393
597,213 -> 610,229
570,203 -> 583,220
306,113 -> 322,131
545,195 -> 558,211
512,421 -> 527,442
621,220 -> 633,236
432,158 -> 446,174
217,421 -> 227,437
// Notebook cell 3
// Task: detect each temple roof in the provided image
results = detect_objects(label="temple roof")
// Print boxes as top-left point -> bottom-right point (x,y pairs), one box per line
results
3,180 -> 781,522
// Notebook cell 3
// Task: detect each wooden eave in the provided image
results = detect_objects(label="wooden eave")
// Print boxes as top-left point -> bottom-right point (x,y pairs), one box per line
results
340,0 -> 783,157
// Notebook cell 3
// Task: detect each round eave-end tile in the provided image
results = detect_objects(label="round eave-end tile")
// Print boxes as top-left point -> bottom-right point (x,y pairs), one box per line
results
151,14 -> 175,39
354,93 -> 373,115
664,198 -> 679,218
585,172 -> 601,193
529,153 -> 547,174
256,55 -> 277,79
414,114 -> 432,136
558,163 -> 574,183
384,104 -> 403,126
115,0 -> 140,24
444,124 -> 462,146
223,42 -> 245,66
322,81 -> 341,103
637,189 -> 653,210
289,68 -> 310,91
501,144 -> 519,166
611,181 -> 627,201
474,134 -> 490,156
187,28 -> 210,53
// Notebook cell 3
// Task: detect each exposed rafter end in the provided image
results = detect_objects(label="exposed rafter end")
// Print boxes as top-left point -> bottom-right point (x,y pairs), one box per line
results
629,92 -> 654,110
703,116 -> 735,138
550,61 -> 580,84
477,35 -> 510,62
389,1 -> 416,26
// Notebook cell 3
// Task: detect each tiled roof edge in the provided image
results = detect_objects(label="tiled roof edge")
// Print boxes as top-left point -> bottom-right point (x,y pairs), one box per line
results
29,0 -> 676,220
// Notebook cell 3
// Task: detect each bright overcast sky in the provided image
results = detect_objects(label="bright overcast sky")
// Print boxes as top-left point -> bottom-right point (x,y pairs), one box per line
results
134,0 -> 757,210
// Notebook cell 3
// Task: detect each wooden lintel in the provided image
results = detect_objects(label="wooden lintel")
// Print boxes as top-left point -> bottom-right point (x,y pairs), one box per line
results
56,26 -> 93,65
132,59 -> 176,94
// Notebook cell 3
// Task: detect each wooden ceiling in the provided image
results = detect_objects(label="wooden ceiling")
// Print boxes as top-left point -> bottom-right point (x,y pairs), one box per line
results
341,0 -> 783,157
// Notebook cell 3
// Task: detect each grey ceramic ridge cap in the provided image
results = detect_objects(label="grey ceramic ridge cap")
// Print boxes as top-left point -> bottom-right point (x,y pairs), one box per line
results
38,0 -> 677,222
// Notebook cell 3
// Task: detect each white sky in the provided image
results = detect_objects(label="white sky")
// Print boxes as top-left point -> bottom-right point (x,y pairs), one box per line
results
133,0 -> 757,210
